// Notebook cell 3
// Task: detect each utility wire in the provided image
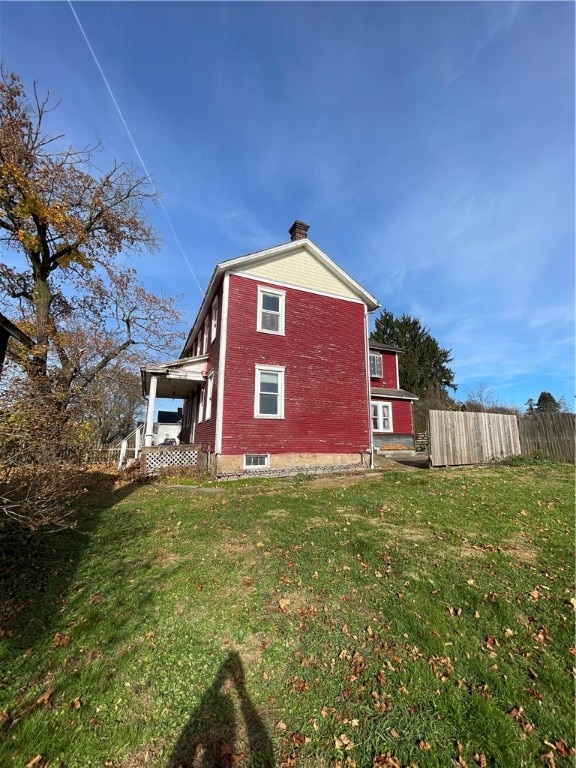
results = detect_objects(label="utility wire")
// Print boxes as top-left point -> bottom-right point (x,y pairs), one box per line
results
68,1 -> 204,296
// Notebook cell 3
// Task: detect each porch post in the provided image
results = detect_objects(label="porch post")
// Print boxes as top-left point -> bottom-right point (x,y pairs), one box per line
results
144,375 -> 158,447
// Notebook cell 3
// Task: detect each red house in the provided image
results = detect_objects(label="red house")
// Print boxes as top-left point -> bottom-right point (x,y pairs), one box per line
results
141,221 -> 416,473
368,341 -> 418,454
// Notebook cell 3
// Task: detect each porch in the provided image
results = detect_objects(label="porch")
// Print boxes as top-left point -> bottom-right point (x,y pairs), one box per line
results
140,355 -> 208,447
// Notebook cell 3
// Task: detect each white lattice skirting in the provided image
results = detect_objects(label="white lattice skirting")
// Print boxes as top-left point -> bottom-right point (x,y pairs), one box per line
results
142,447 -> 206,473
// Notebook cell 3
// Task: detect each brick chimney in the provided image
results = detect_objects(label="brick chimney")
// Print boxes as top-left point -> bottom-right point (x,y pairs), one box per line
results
289,220 -> 309,241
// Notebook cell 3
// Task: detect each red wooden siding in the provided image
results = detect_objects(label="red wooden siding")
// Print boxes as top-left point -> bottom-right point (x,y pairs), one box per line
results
222,275 -> 370,454
187,286 -> 223,449
390,399 -> 413,433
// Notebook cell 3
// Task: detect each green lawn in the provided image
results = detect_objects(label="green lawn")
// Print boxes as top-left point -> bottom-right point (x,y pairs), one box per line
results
0,460 -> 573,768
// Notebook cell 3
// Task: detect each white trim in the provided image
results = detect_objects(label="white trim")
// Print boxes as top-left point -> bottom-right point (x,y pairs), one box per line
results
231,269 -> 367,306
243,453 -> 270,470
257,285 -> 286,335
364,310 -> 374,468
371,400 -> 393,433
220,239 -> 379,308
144,375 -> 158,447
215,276 -> 229,453
254,364 -> 285,419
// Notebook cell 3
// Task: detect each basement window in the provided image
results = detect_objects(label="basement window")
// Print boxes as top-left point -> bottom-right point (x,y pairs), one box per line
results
244,454 -> 269,470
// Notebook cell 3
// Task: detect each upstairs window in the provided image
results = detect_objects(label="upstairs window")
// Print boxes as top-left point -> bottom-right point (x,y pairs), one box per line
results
210,297 -> 218,343
257,287 -> 285,335
202,317 -> 209,354
255,365 -> 285,418
369,353 -> 383,379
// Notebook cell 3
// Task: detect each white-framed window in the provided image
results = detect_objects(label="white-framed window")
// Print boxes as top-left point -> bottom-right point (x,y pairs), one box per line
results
244,454 -> 269,470
202,317 -> 209,354
371,401 -> 393,432
210,297 -> 219,343
369,353 -> 383,379
205,372 -> 214,421
254,365 -> 285,418
198,385 -> 206,423
257,286 -> 285,335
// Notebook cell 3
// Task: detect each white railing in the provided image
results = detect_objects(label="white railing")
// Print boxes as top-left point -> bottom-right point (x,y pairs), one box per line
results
117,424 -> 144,470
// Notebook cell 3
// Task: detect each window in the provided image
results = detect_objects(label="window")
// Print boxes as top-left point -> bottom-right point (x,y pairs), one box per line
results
369,353 -> 383,379
202,317 -> 209,354
255,365 -> 285,418
210,297 -> 218,343
198,385 -> 206,422
371,401 -> 392,432
244,454 -> 269,470
205,372 -> 214,421
257,286 -> 285,335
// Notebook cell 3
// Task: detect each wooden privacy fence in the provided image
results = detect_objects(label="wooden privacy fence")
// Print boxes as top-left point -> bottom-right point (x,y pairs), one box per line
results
429,410 -> 520,467
518,413 -> 575,464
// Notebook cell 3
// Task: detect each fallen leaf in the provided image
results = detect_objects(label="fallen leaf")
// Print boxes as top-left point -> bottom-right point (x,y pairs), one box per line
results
419,740 -> 431,751
52,633 -> 71,647
473,754 -> 487,767
36,689 -> 54,707
540,752 -> 556,768
553,740 -> 571,757
26,757 -> 43,768
278,598 -> 291,612
373,757 -> 402,768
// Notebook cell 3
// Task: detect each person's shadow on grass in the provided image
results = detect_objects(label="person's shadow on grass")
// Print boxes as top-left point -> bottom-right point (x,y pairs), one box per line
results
166,651 -> 274,768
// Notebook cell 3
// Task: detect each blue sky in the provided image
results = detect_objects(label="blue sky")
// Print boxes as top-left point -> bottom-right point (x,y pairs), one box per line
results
0,1 -> 574,410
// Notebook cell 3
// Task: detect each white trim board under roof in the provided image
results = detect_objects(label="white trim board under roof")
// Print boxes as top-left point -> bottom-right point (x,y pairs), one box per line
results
182,236 -> 379,356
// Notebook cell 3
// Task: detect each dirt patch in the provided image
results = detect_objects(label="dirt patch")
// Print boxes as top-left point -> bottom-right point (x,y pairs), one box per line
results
502,536 -> 538,564
153,550 -> 182,567
118,740 -> 167,767
220,632 -> 272,668
459,542 -> 488,559
265,508 -> 290,519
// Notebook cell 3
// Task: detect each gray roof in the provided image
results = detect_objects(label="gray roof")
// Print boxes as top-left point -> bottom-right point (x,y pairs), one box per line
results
370,387 -> 418,401
369,341 -> 403,353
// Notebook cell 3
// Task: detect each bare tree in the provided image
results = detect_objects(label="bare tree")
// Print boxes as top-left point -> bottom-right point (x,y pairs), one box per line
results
0,68 -> 181,402
0,69 -> 183,527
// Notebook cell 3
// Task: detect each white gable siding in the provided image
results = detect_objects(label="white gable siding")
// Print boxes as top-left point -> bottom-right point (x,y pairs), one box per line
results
239,248 -> 359,300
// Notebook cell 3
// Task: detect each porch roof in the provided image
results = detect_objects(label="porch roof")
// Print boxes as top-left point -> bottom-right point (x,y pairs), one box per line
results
371,387 -> 419,401
141,355 -> 208,399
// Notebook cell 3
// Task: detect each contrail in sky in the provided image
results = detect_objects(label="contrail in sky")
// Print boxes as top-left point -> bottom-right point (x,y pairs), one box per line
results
68,1 -> 204,297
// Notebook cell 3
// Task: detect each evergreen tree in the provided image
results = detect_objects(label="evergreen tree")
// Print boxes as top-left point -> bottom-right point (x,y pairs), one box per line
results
371,309 -> 456,398
534,391 -> 561,413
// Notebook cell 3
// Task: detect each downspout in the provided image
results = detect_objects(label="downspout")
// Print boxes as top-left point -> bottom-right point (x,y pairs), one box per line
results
364,308 -> 374,469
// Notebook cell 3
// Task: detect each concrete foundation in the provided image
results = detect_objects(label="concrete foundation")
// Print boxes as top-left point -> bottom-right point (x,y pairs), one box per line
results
215,451 -> 365,474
